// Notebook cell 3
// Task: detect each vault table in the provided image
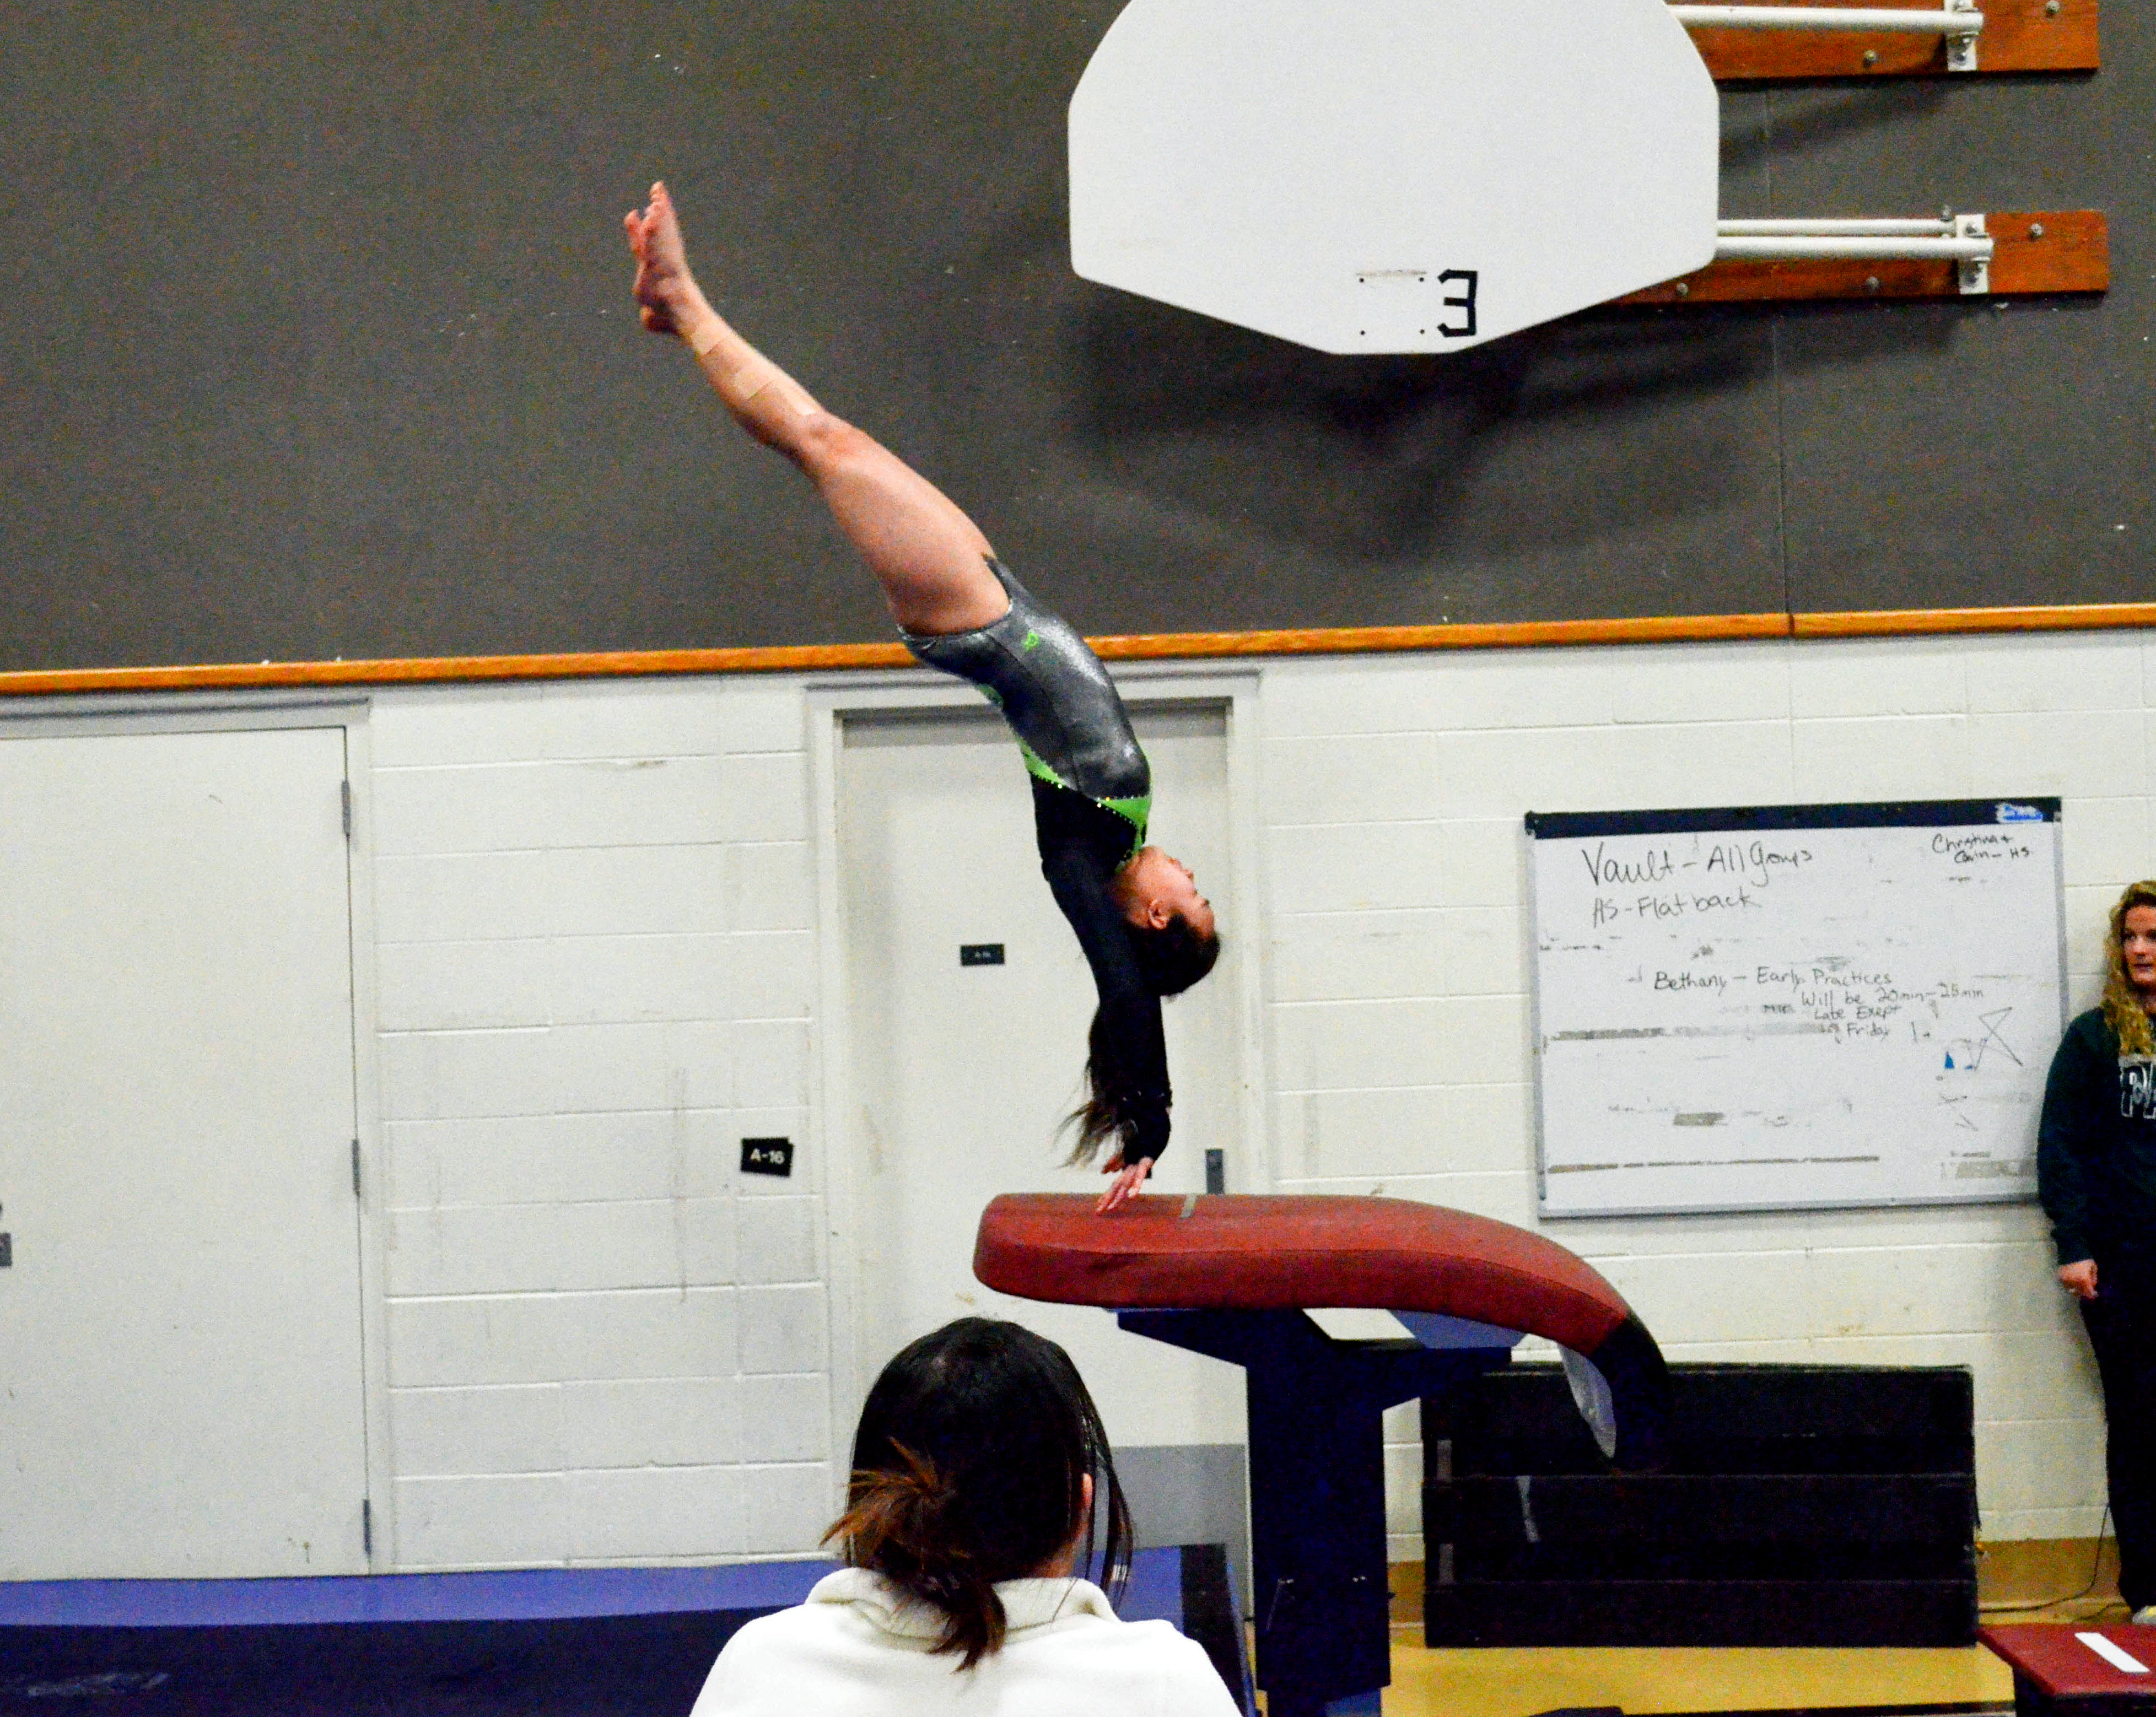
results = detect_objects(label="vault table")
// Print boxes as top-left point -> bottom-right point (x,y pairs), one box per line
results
975,1192 -> 1670,1717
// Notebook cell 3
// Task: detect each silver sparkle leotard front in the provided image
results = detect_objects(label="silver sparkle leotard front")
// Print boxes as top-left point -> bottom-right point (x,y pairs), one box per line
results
900,557 -> 1151,850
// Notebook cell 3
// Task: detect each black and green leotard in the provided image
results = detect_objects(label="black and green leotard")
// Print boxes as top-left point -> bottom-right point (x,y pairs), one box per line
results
901,557 -> 1171,1166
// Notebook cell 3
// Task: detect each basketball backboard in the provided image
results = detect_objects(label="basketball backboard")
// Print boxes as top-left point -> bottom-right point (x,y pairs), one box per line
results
1069,0 -> 1721,353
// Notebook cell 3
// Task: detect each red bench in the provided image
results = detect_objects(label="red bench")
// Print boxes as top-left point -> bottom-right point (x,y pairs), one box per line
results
1982,1624 -> 2156,1717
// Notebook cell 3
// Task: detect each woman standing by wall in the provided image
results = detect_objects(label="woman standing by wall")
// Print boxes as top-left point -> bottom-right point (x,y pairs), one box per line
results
2038,879 -> 2156,1622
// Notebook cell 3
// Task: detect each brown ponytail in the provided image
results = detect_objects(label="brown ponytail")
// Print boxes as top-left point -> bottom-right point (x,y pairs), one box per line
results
826,1443 -> 1006,1667
825,1320 -> 1135,1671
1061,1004 -> 1146,1168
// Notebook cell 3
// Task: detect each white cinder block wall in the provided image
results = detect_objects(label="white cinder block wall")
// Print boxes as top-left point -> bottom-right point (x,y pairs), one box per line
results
1265,631 -> 2133,1557
371,679 -> 826,1569
363,629 -> 2141,1570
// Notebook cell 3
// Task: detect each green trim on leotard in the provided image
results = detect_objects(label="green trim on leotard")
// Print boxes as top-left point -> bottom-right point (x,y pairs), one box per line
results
901,556 -> 1152,861
1017,739 -> 1150,858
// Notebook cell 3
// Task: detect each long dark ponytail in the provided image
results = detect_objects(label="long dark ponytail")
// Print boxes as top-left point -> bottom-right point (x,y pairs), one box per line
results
825,1319 -> 1134,1669
1064,915 -> 1221,1165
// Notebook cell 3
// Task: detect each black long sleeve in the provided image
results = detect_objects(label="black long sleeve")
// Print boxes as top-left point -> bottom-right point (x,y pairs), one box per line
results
1032,777 -> 1171,1165
2036,1008 -> 2156,1284
2037,1013 -> 2107,1267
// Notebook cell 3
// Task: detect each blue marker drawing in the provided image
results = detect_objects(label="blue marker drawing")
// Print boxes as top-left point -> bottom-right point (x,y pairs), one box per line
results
1996,802 -> 2045,823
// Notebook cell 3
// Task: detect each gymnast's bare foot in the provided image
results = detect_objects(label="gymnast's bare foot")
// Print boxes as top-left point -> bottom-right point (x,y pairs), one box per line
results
623,180 -> 709,338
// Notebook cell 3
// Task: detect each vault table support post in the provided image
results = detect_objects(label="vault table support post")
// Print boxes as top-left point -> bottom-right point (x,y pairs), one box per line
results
1118,1308 -> 1513,1717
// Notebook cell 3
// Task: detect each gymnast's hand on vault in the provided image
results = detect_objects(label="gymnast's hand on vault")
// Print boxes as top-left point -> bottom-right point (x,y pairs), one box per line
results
1095,1156 -> 1154,1214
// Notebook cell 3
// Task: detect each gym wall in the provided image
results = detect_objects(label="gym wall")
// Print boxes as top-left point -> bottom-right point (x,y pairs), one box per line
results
342,626 -> 2126,1570
6,0 -> 2144,1574
1,1 -> 2151,675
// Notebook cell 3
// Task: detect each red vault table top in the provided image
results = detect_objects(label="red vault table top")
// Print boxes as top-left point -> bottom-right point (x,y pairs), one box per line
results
1983,1625 -> 2156,1701
973,1192 -> 1635,1357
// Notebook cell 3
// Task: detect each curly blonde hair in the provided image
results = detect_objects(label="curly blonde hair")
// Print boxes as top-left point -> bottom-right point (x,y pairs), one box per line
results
2101,880 -> 2156,1057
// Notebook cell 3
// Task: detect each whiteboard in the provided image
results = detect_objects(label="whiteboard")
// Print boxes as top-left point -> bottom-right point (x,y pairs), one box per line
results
1527,800 -> 2067,1218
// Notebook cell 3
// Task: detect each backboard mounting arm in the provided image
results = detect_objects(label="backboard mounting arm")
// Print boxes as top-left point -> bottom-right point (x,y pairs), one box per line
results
1715,215 -> 1995,293
1672,0 -> 2096,77
1621,209 -> 2106,304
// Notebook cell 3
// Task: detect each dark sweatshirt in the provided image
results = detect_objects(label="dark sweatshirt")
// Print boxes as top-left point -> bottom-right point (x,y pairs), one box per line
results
2036,1007 -> 2156,1283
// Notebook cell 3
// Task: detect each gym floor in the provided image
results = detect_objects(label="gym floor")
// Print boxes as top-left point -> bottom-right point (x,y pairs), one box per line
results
1384,1637 -> 2013,1717
1366,1542 -> 2122,1717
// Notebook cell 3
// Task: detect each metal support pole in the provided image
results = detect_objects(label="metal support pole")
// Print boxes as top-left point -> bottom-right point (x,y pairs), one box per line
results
1119,1308 -> 1513,1717
1670,2 -> 1983,68
1710,214 -> 1994,282
1717,218 -> 1959,235
1669,5 -> 1982,34
1713,235 -> 1992,259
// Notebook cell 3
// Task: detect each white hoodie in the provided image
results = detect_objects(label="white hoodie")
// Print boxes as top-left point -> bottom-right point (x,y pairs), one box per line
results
688,1568 -> 1242,1716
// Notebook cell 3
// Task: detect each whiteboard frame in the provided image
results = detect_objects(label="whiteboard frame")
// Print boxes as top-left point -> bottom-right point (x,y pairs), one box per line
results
1525,797 -> 2068,1221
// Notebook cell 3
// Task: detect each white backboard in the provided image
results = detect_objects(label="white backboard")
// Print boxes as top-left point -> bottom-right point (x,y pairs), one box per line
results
1070,0 -> 1720,353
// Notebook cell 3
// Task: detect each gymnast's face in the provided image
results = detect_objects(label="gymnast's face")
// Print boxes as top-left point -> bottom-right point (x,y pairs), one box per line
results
1120,846 -> 1215,940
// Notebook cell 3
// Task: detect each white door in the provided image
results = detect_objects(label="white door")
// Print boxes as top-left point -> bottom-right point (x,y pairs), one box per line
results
838,703 -> 1247,1450
0,724 -> 369,1578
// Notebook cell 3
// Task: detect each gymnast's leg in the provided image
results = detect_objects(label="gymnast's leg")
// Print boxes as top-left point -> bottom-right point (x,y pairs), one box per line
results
624,180 -> 1009,639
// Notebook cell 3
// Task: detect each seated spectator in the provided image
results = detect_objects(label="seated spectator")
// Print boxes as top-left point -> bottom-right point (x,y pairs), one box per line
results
691,1317 -> 1240,1714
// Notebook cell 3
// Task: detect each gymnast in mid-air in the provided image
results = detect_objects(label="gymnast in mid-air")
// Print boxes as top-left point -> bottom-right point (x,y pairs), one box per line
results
624,182 -> 1219,1214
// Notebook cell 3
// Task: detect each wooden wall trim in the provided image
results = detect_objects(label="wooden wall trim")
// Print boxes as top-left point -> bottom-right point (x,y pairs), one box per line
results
1794,603 -> 2156,638
6,603 -> 2156,698
0,642 -> 914,698
1088,613 -> 1792,658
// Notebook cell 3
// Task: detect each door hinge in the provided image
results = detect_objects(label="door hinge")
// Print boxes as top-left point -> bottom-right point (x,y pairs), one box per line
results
362,1497 -> 373,1557
351,1139 -> 363,1199
340,778 -> 353,838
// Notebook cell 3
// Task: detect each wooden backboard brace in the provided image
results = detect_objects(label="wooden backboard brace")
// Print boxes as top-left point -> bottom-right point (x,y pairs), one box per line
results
1680,0 -> 2098,79
1631,209 -> 2109,303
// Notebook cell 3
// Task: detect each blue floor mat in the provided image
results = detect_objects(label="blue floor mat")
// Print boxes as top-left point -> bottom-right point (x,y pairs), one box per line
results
0,1545 -> 1247,1715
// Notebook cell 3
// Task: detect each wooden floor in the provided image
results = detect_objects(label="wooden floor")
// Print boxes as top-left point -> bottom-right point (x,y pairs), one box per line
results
1383,1637 -> 2013,1717
1357,1541 -> 2125,1717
